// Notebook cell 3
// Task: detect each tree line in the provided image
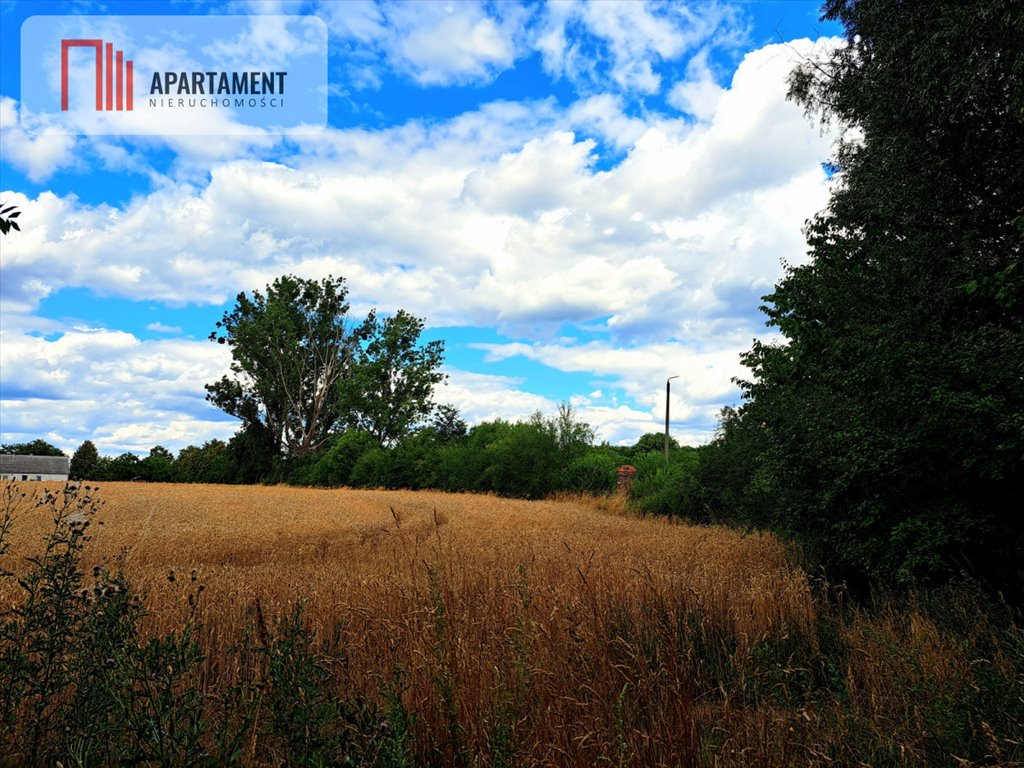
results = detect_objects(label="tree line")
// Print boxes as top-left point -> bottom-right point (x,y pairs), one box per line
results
699,0 -> 1023,598
36,418 -> 696,512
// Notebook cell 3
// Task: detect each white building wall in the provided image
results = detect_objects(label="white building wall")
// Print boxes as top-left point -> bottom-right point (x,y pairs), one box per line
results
0,473 -> 69,481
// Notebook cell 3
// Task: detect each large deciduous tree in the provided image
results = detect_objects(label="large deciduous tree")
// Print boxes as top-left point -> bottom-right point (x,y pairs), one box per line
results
341,309 -> 446,446
206,275 -> 356,459
734,0 -> 1023,591
69,440 -> 100,480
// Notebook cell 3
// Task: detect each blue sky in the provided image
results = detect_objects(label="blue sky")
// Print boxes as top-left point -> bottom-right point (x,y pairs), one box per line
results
0,0 -> 842,455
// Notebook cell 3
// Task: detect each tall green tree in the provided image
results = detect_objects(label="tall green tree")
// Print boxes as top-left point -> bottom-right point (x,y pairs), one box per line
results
735,0 -> 1023,590
341,309 -> 446,446
69,441 -> 100,480
138,446 -> 174,483
175,440 -> 233,484
206,275 -> 357,459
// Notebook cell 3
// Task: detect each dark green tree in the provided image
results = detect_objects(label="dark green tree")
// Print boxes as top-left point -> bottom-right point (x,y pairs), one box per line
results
735,0 -> 1024,590
175,440 -> 233,484
429,404 -> 468,443
105,453 -> 140,482
308,430 -> 380,487
228,423 -> 277,484
138,446 -> 174,483
69,441 -> 100,480
206,275 -> 357,459
341,309 -> 446,446
0,440 -> 65,457
544,402 -> 594,461
630,432 -> 678,456
481,421 -> 562,499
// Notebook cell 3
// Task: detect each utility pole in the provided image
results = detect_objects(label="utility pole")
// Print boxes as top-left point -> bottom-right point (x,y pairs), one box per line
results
665,375 -> 679,464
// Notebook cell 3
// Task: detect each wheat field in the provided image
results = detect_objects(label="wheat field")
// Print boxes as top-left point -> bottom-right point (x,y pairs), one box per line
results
2,482 -> 1019,767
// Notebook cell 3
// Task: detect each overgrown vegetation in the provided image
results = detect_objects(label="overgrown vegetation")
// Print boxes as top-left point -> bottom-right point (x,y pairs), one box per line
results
724,0 -> 1024,596
1,481 -> 1020,767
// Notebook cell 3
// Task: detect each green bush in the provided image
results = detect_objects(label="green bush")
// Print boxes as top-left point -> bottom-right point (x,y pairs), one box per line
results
629,449 -> 703,519
427,421 -> 514,493
482,422 -> 562,499
348,446 -> 392,488
309,430 -> 379,487
565,449 -> 620,494
175,440 -> 234,484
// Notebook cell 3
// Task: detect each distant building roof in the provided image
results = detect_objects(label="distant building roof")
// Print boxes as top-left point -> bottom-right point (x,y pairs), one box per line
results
0,455 -> 70,475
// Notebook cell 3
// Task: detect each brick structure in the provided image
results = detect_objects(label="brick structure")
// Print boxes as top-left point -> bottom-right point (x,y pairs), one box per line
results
616,465 -> 637,496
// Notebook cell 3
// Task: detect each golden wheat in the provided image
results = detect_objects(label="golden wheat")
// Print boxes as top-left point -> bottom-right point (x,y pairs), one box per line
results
3,482 -> 1018,767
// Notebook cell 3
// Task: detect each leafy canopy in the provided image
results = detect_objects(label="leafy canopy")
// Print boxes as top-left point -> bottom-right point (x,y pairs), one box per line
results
206,275 -> 356,459
733,0 -> 1024,590
340,309 -> 446,446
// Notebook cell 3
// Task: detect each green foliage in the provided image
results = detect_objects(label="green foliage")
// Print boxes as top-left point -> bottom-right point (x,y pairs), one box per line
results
480,421 -> 562,499
138,445 -> 175,483
429,404 -> 468,443
328,404 -> 609,499
69,440 -> 100,480
175,440 -> 233,484
263,603 -> 374,766
207,275 -> 357,459
227,423 -> 276,484
628,448 -> 702,519
0,440 -> 65,457
0,202 -> 21,235
105,452 -> 140,482
564,448 -> 620,494
341,309 -> 446,446
546,402 -> 594,460
629,432 -> 677,456
694,407 -> 773,529
726,0 -> 1024,593
349,446 -> 392,489
471,404 -> 595,499
309,430 -> 380,487
430,420 -> 513,493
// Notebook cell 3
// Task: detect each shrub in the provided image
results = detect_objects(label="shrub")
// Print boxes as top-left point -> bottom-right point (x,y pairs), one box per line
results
175,440 -> 234,484
309,430 -> 380,487
482,423 -> 562,499
565,449 -> 621,494
629,449 -> 703,519
349,447 -> 392,488
0,484 -> 208,765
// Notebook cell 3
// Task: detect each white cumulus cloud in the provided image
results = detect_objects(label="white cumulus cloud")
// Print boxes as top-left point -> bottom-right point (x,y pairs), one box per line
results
2,36 -> 840,448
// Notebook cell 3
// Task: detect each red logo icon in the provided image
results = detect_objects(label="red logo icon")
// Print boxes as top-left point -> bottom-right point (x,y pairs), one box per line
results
61,39 -> 134,111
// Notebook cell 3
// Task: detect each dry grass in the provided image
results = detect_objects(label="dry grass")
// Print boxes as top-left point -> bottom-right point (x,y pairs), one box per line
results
2,482 -> 1020,767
